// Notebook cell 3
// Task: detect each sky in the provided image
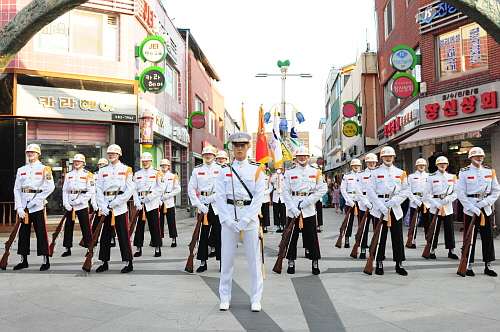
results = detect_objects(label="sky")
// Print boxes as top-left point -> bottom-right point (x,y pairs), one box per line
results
164,0 -> 377,154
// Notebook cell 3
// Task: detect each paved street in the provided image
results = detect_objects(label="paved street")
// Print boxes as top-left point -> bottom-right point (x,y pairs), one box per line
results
1,207 -> 500,332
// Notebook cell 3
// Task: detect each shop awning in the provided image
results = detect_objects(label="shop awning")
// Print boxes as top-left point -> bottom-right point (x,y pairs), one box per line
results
399,118 -> 500,150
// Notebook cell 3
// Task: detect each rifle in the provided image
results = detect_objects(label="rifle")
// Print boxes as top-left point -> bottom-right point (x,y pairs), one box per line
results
184,212 -> 204,273
422,211 -> 439,259
82,214 -> 106,272
335,206 -> 352,248
259,226 -> 266,280
272,216 -> 297,274
457,214 -> 477,276
406,205 -> 421,247
49,211 -> 70,256
350,209 -> 370,258
0,217 -> 22,270
363,214 -> 385,275
79,211 -> 96,247
128,207 -> 141,237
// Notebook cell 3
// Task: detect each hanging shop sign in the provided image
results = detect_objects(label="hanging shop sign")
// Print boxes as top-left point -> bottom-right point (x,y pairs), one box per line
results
188,111 -> 205,129
140,110 -> 154,148
138,35 -> 167,63
139,66 -> 166,93
343,121 -> 360,137
342,101 -> 359,118
421,81 -> 500,125
391,73 -> 418,99
418,2 -> 466,34
390,45 -> 417,71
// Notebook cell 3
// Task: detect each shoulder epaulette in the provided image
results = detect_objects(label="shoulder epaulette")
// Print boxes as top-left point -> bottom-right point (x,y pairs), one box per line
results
460,166 -> 470,172
430,172 -> 437,176
374,165 -> 380,169
484,165 -> 491,169
195,164 -> 203,168
249,161 -> 261,166
84,169 -> 90,173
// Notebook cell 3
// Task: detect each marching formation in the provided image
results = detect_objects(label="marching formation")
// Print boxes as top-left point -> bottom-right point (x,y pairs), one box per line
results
2,135 -> 499,313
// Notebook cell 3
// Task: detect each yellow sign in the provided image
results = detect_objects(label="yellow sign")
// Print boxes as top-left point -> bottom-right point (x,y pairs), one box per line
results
343,121 -> 359,137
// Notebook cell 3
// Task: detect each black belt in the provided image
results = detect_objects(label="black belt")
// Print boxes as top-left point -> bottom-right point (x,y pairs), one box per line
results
362,192 -> 367,195
347,191 -> 356,194
138,191 -> 151,196
69,190 -> 87,194
433,194 -> 446,198
413,192 -> 423,196
378,194 -> 391,198
104,191 -> 124,196
22,189 -> 42,193
468,194 -> 489,198
200,192 -> 212,196
227,199 -> 251,206
292,192 -> 308,196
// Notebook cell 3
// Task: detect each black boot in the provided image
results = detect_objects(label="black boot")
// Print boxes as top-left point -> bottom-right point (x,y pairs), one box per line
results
484,263 -> 497,277
196,261 -> 207,273
171,238 -> 177,248
154,247 -> 162,257
312,260 -> 320,275
395,261 -> 408,276
61,248 -> 72,257
13,255 -> 29,270
287,260 -> 295,274
448,250 -> 458,260
96,261 -> 109,273
375,261 -> 384,275
134,247 -> 142,257
344,238 -> 350,248
40,255 -> 50,271
121,261 -> 133,273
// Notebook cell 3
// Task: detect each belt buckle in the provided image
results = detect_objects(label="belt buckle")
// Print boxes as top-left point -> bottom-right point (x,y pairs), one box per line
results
236,200 -> 244,206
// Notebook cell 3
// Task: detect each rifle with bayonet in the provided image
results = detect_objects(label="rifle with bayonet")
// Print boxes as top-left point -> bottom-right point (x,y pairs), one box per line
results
184,212 -> 204,273
350,209 -> 370,258
457,214 -> 477,276
0,216 -> 22,270
272,216 -> 297,274
335,206 -> 352,248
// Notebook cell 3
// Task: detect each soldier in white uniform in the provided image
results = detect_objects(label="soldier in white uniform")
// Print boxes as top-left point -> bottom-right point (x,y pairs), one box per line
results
132,152 -> 165,257
188,146 -> 221,272
260,167 -> 273,233
353,153 -> 377,259
13,144 -> 55,271
216,132 -> 265,312
366,146 -> 410,276
456,147 -> 500,277
61,154 -> 95,256
282,146 -> 327,275
339,159 -> 363,248
95,144 -> 135,273
270,167 -> 286,232
208,151 -> 229,255
159,158 -> 181,247
423,156 -> 458,260
406,158 -> 430,248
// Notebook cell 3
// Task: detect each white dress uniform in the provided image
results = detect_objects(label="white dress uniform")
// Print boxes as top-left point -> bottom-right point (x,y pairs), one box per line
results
216,159 -> 265,303
357,168 -> 374,211
62,168 -> 95,248
160,170 -> 181,209
271,173 -> 284,203
340,170 -> 362,242
14,160 -> 55,257
95,161 -> 135,262
132,166 -> 165,250
408,170 -> 429,210
270,172 -> 286,229
263,174 -> 272,203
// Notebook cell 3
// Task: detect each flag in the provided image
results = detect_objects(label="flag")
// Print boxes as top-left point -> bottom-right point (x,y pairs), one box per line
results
282,142 -> 293,161
240,103 -> 247,132
256,105 -> 269,164
271,107 -> 283,167
289,108 -> 301,155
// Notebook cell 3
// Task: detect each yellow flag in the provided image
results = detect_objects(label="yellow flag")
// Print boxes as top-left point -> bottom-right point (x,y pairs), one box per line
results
281,143 -> 293,161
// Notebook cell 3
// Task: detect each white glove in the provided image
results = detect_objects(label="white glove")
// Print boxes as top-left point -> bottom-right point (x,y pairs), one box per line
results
108,200 -> 117,209
71,199 -> 81,206
365,202 -> 373,210
384,200 -> 395,209
290,207 -> 301,218
64,204 -> 72,211
434,202 -> 442,210
225,219 -> 240,233
135,203 -> 143,210
237,217 -> 250,231
142,195 -> 151,204
101,207 -> 110,216
298,200 -> 309,210
379,205 -> 389,216
197,204 -> 209,214
414,199 -> 422,207
477,200 -> 487,209
472,207 -> 482,216
92,203 -> 98,211
161,194 -> 171,201
346,199 -> 355,207
205,195 -> 216,204
26,200 -> 37,209
17,208 -> 26,219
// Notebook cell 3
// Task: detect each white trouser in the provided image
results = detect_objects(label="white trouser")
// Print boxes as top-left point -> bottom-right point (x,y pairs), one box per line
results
219,225 -> 263,302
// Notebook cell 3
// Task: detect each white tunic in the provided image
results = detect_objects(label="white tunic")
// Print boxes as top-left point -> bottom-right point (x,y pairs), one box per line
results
133,167 -> 165,212
340,170 -> 362,207
14,161 -> 55,213
188,162 -> 221,215
262,174 -> 272,203
160,171 -> 181,208
423,171 -> 457,216
270,173 -> 285,203
62,168 -> 95,211
95,161 -> 135,216
408,171 -> 429,209
357,168 -> 373,211
456,164 -> 500,216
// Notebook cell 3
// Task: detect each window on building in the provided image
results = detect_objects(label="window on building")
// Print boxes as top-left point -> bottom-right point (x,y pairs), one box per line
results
384,81 -> 401,114
384,0 -> 395,38
35,10 -> 118,60
209,109 -> 216,135
195,96 -> 204,113
437,23 -> 488,80
165,63 -> 179,100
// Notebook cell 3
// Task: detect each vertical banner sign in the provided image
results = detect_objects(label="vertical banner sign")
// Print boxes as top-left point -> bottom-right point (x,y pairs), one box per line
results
141,110 -> 154,148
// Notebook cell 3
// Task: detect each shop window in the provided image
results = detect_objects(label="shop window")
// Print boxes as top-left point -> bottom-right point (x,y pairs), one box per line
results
35,10 -> 118,60
195,96 -> 204,113
384,0 -> 395,39
384,81 -> 401,114
209,109 -> 216,135
165,63 -> 179,100
437,23 -> 488,80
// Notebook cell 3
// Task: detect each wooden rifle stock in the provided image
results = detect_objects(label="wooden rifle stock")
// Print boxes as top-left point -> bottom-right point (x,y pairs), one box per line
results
351,209 -> 370,258
363,215 -> 385,275
272,217 -> 296,274
82,215 -> 106,272
406,205 -> 420,247
128,207 -> 141,237
184,212 -> 204,273
0,219 -> 22,270
49,211 -> 69,257
457,215 -> 477,277
422,211 -> 440,259
335,206 -> 352,248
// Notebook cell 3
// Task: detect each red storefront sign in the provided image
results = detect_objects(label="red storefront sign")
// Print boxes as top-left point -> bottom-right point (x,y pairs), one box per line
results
392,76 -> 416,99
424,91 -> 497,120
384,110 -> 415,138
